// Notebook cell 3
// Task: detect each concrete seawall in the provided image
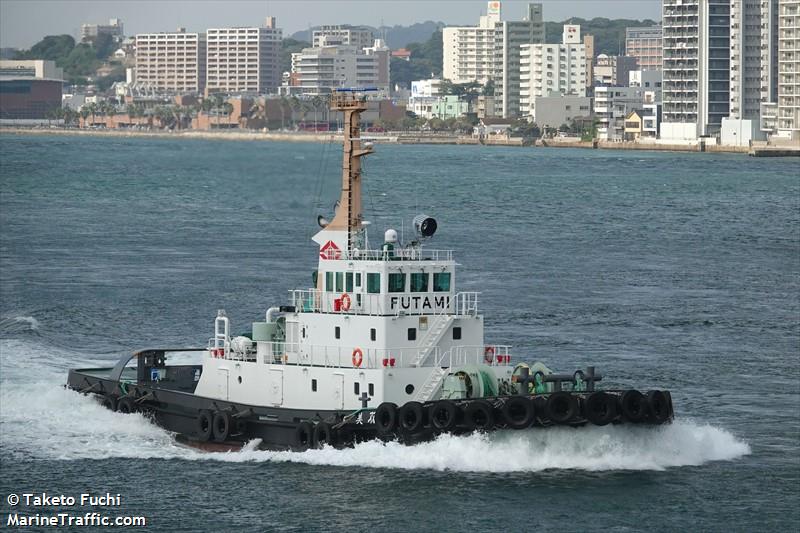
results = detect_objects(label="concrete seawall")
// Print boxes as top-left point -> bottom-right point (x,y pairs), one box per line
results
2,127 -> 797,156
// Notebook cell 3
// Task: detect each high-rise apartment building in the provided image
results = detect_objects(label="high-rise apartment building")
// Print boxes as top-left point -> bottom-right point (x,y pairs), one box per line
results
519,24 -> 587,121
206,18 -> 282,94
729,1 -> 769,120
312,25 -> 374,49
134,29 -> 206,93
661,0 -> 731,139
777,0 -> 799,137
493,3 -> 545,117
442,2 -> 502,84
625,26 -> 663,70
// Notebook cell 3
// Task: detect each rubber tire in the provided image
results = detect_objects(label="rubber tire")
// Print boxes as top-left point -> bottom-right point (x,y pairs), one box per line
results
502,396 -> 535,429
584,391 -> 617,426
117,396 -> 136,414
294,421 -> 314,451
232,418 -> 248,437
647,390 -> 671,424
546,392 -> 578,424
313,421 -> 335,448
464,400 -> 494,432
196,410 -> 213,441
399,401 -> 425,434
620,390 -> 648,423
430,400 -> 459,432
101,395 -> 117,412
375,402 -> 398,436
212,411 -> 232,442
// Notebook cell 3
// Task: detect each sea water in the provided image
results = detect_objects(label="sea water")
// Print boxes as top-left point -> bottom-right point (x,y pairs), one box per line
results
0,134 -> 797,531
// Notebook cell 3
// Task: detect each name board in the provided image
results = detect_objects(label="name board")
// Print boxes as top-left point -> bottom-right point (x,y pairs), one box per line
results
390,295 -> 451,311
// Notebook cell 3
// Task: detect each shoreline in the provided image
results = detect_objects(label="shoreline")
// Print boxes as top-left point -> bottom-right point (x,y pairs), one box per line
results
1,126 -> 798,157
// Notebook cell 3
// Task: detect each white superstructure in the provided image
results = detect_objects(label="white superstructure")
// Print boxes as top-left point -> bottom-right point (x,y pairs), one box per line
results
192,92 -> 513,412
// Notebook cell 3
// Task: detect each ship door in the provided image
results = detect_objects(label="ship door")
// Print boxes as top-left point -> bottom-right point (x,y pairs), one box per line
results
217,368 -> 229,400
269,369 -> 283,406
333,372 -> 344,410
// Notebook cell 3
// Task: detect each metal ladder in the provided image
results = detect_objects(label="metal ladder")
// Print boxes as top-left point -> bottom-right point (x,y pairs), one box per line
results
410,314 -> 454,367
413,366 -> 449,403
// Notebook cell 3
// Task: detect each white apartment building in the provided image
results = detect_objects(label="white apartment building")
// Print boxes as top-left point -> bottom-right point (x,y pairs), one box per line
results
661,0 -> 731,140
291,40 -> 390,95
81,18 -> 123,41
312,25 -> 374,49
134,30 -> 206,93
519,24 -> 587,121
629,69 -> 662,101
594,86 -> 645,140
206,18 -> 282,94
493,3 -> 545,118
408,79 -> 443,118
777,0 -> 799,137
443,2 -> 501,84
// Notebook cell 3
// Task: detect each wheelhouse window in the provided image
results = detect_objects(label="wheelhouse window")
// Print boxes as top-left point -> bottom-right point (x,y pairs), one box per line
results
388,273 -> 406,292
346,272 -> 353,292
355,273 -> 362,287
325,272 -> 334,292
367,273 -> 381,294
335,272 -> 343,292
410,272 -> 428,292
433,272 -> 451,292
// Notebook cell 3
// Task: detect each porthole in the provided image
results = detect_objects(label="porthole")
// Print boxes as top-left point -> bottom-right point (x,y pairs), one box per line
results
405,384 -> 415,395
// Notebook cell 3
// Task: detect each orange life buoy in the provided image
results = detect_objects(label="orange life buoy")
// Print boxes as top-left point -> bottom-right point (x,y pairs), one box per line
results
340,293 -> 351,312
484,346 -> 495,364
352,347 -> 363,368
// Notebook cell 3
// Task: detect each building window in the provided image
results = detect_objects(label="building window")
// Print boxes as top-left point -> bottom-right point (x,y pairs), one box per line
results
408,328 -> 416,341
367,273 -> 381,293
433,272 -> 451,292
312,379 -> 317,392
335,326 -> 340,339
370,328 -> 376,341
453,327 -> 462,340
388,273 -> 406,292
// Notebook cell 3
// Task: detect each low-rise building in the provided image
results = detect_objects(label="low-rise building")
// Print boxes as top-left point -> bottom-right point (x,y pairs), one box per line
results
533,95 -> 591,130
593,54 -> 638,87
0,60 -> 64,120
594,85 -> 643,140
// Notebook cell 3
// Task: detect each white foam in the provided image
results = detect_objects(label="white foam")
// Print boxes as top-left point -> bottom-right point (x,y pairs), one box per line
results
0,339 -> 751,470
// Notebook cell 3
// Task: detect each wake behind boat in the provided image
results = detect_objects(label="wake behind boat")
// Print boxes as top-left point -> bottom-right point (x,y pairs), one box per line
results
66,89 -> 673,451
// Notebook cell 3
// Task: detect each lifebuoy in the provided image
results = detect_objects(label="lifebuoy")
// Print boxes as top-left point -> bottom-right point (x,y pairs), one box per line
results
483,346 -> 495,364
340,293 -> 351,311
352,347 -> 363,368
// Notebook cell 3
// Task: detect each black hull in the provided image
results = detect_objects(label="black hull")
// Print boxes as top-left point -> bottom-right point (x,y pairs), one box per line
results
67,366 -> 674,452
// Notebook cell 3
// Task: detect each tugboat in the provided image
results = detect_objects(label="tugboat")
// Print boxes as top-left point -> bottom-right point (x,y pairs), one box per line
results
67,90 -> 673,451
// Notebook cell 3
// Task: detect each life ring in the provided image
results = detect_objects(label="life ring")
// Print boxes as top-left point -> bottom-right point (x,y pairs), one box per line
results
483,346 -> 495,364
340,293 -> 351,311
352,347 -> 363,368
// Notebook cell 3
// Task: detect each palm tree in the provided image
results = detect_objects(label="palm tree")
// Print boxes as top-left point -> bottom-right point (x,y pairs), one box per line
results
311,95 -> 322,132
79,106 -> 90,127
221,101 -> 234,127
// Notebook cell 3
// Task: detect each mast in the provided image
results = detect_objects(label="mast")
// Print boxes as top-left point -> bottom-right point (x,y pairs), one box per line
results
326,90 -> 373,252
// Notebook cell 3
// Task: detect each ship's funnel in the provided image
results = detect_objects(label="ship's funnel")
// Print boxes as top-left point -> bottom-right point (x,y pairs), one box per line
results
413,214 -> 437,239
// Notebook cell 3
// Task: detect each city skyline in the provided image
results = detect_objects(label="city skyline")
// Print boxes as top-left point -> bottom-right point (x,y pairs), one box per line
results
0,0 -> 662,49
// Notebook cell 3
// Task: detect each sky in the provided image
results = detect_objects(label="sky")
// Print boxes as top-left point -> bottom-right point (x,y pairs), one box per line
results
0,0 -> 661,49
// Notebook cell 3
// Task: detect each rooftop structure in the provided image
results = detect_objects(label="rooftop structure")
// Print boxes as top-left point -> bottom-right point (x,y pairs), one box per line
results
313,25 -> 374,49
